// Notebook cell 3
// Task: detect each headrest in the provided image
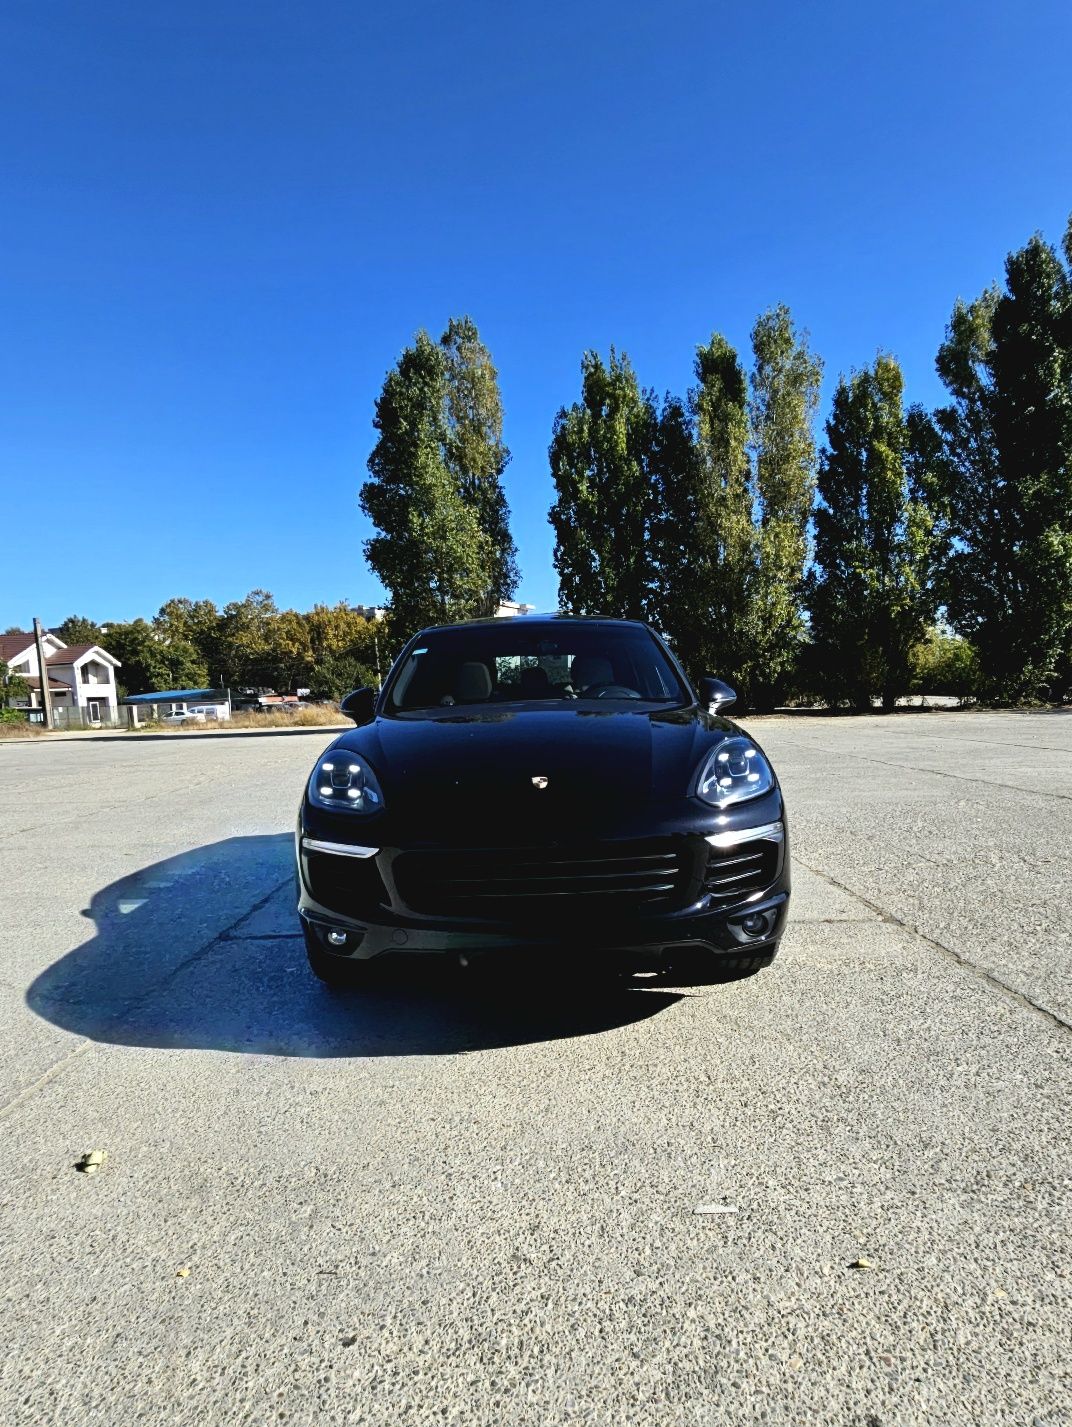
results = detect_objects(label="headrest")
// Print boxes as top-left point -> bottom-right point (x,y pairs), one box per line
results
570,654 -> 613,690
519,665 -> 551,693
454,661 -> 493,702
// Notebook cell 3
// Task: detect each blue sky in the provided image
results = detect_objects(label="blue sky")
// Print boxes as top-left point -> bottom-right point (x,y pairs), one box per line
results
2,0 -> 1070,627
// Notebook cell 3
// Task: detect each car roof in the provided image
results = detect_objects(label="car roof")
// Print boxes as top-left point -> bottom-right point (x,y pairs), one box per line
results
415,613 -> 653,636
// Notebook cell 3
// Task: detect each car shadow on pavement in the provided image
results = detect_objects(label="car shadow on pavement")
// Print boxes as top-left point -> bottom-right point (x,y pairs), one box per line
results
26,834 -> 683,1058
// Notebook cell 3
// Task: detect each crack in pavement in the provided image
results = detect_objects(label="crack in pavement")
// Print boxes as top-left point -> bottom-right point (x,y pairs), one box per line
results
769,734 -> 1072,803
221,932 -> 303,942
762,725 -> 1072,757
795,855 -> 1072,1037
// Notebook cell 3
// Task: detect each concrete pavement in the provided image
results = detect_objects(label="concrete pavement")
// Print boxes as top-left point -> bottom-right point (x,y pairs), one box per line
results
1,713 -> 1069,1425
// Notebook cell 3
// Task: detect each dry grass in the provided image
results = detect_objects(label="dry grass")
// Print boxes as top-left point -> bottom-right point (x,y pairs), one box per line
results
0,704 -> 350,739
0,719 -> 52,740
132,705 -> 349,733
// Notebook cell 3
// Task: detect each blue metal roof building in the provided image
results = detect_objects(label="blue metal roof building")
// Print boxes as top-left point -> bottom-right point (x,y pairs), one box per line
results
120,688 -> 227,705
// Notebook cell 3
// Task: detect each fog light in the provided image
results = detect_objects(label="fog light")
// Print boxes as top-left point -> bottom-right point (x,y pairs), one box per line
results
740,913 -> 768,937
326,929 -> 348,947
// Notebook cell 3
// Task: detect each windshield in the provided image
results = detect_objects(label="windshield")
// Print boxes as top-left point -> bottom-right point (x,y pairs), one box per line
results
384,622 -> 689,714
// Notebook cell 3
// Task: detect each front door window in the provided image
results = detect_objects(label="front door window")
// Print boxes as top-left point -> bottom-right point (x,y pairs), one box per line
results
86,700 -> 101,723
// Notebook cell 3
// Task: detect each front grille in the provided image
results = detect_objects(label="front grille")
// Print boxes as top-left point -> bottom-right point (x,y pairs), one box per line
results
392,841 -> 687,920
704,838 -> 780,905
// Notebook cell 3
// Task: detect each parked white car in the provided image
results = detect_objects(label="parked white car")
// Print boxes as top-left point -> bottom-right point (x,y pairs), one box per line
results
161,710 -> 208,725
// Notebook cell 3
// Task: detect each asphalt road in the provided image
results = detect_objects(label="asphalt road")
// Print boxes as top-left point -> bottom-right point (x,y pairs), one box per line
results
1,713 -> 1069,1426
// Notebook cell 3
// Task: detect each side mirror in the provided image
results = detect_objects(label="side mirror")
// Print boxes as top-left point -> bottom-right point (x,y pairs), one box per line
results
699,676 -> 737,713
340,687 -> 376,725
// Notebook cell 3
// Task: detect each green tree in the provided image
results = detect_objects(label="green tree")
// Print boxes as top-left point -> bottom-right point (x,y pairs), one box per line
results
104,619 -> 207,696
212,590 -> 313,689
263,608 -> 314,691
748,307 -> 823,708
930,218 -> 1072,700
304,602 -> 371,660
440,316 -> 519,610
808,356 -> 939,711
361,332 -> 494,637
648,336 -> 756,686
909,627 -> 980,703
1,659 -> 30,711
154,598 -> 222,678
303,603 -> 386,694
54,615 -> 102,645
647,392 -> 705,663
690,334 -> 756,686
549,349 -> 658,619
306,650 -> 379,701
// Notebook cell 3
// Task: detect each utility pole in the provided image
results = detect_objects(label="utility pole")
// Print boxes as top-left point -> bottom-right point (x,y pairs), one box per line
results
33,618 -> 55,728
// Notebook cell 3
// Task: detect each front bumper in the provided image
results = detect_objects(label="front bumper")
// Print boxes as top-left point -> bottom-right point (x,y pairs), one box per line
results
296,795 -> 790,964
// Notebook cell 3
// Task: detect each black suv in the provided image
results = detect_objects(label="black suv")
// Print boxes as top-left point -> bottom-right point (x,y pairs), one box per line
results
296,616 -> 789,985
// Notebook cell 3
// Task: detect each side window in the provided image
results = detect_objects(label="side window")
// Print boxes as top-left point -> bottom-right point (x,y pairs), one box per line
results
495,655 -> 521,687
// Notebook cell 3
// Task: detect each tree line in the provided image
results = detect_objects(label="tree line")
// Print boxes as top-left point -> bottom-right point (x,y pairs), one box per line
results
6,597 -> 386,700
363,214 -> 1072,707
8,215 -> 1069,712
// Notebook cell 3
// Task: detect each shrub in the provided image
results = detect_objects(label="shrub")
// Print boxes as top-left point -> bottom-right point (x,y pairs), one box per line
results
910,629 -> 980,702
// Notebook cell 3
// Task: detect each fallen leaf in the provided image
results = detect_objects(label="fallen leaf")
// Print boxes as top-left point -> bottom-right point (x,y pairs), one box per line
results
75,1150 -> 107,1175
175,1266 -> 191,1278
848,1257 -> 873,1270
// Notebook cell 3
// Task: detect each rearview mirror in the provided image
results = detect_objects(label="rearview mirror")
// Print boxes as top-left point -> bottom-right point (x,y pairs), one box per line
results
699,676 -> 737,713
340,687 -> 376,725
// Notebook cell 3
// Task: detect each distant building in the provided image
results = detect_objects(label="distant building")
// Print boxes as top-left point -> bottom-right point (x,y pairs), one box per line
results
252,693 -> 301,709
353,605 -> 387,622
0,631 -> 121,726
494,601 -> 537,618
230,691 -> 302,712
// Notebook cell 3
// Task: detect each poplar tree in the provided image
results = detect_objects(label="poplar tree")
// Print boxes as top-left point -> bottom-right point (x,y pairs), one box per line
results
808,356 -> 938,710
748,307 -> 822,708
549,350 -> 658,619
664,335 -> 754,685
360,332 -> 493,637
930,219 -> 1072,700
647,392 -> 704,663
440,317 -> 519,610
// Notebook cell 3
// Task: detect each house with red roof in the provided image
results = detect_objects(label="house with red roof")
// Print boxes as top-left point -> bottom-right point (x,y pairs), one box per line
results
0,631 -> 121,726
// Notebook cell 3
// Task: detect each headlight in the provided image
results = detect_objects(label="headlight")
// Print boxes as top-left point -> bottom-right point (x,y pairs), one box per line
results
307,750 -> 385,813
695,736 -> 774,807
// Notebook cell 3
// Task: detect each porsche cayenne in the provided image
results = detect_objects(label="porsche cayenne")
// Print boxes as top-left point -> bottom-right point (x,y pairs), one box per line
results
296,615 -> 789,985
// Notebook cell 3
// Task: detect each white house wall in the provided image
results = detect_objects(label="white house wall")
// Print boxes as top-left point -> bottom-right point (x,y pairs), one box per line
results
66,657 -> 119,715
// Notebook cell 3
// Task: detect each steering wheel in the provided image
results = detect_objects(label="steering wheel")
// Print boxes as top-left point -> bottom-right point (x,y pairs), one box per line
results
586,683 -> 642,700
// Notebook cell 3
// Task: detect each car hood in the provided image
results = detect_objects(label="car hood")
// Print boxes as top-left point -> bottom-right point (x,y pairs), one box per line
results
329,703 -> 743,824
